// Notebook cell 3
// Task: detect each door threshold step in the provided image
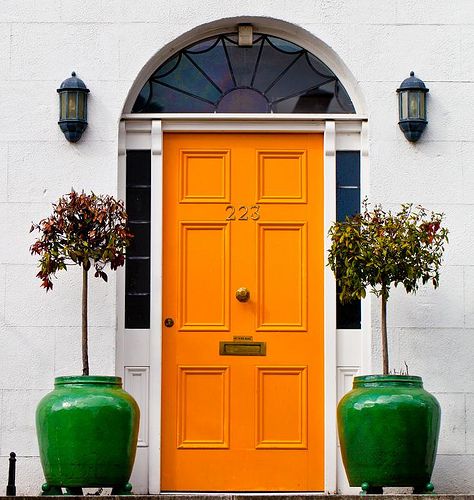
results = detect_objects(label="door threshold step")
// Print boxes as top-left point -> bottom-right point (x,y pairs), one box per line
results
153,496 -> 474,499
3,495 -> 473,499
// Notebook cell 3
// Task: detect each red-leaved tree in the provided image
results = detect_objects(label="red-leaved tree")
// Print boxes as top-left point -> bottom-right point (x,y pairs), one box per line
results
30,190 -> 133,376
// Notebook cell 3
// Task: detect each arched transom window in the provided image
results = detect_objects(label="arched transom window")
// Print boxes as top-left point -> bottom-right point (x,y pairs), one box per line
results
132,33 -> 355,114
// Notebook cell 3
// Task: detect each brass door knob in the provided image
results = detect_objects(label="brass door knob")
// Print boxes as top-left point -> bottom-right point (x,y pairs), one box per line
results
236,287 -> 250,302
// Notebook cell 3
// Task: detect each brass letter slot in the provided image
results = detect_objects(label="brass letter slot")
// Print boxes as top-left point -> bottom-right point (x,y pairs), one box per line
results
219,341 -> 266,356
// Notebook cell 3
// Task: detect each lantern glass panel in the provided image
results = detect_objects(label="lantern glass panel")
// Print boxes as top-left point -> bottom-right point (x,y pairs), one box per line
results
408,91 -> 420,119
419,93 -> 426,119
60,93 -> 67,120
400,91 -> 408,120
67,91 -> 77,119
78,92 -> 85,120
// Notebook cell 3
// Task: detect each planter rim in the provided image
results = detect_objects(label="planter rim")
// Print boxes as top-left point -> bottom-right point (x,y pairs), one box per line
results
353,374 -> 423,388
54,375 -> 122,387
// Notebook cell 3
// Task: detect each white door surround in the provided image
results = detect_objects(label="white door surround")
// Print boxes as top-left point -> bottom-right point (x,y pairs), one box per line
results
117,114 -> 370,494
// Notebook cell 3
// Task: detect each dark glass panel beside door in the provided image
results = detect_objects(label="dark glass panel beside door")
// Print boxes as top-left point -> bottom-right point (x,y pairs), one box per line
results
126,151 -> 151,185
336,151 -> 361,329
126,187 -> 151,221
126,258 -> 151,295
127,222 -> 151,258
125,295 -> 150,330
125,150 -> 151,329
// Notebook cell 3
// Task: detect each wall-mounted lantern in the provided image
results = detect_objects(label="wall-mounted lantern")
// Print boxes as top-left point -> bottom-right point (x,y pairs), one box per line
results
57,72 -> 89,143
396,71 -> 429,142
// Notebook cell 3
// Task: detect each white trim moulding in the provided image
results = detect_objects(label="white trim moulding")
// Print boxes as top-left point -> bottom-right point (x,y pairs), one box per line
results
121,113 -> 368,122
323,120 -> 337,493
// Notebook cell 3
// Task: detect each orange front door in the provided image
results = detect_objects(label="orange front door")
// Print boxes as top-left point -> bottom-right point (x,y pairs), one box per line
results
161,132 -> 324,491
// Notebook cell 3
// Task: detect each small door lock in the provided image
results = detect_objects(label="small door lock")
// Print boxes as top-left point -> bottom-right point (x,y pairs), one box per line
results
164,318 -> 175,328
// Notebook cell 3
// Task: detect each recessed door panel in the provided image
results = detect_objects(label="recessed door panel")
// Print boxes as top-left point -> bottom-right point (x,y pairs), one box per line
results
257,150 -> 307,203
177,366 -> 230,449
178,223 -> 230,331
257,223 -> 307,330
180,150 -> 230,203
162,133 -> 324,491
256,366 -> 308,449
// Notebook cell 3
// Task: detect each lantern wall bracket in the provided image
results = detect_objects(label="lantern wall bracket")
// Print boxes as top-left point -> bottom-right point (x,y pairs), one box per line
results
57,71 -> 90,143
396,71 -> 429,142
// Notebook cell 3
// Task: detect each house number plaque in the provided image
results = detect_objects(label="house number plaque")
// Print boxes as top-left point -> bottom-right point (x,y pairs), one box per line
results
225,205 -> 260,221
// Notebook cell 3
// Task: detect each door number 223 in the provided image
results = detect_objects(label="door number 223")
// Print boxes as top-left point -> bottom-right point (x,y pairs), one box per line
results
226,205 -> 260,221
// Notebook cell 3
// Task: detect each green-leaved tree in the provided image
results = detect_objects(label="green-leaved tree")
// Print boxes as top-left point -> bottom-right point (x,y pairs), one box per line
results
328,201 -> 448,375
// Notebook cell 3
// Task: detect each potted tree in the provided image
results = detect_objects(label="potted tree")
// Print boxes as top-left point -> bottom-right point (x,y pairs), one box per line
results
328,201 -> 448,494
30,190 -> 139,495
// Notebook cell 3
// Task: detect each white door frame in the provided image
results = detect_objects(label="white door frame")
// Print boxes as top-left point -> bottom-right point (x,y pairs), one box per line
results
117,114 -> 371,494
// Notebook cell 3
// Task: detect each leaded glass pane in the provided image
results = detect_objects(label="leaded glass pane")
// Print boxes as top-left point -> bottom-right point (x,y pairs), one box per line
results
252,40 -> 303,92
187,40 -> 234,93
187,37 -> 220,53
158,54 -> 221,103
333,81 -> 354,114
135,83 -> 215,113
266,54 -> 333,102
224,36 -> 262,87
217,88 -> 269,113
156,55 -> 180,78
307,53 -> 333,79
132,33 -> 356,114
267,36 -> 302,53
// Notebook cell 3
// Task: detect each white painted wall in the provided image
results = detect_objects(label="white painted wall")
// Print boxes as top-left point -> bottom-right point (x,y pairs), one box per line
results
0,0 -> 473,494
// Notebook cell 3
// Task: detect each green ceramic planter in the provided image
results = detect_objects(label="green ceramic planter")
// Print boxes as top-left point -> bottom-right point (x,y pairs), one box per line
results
337,375 -> 441,494
36,376 -> 140,495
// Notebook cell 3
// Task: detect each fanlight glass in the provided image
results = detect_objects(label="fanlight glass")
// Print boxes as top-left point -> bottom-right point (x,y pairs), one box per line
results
132,33 -> 355,114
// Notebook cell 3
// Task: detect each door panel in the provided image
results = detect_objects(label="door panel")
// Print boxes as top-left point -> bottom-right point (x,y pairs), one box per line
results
256,366 -> 308,449
257,223 -> 307,329
257,150 -> 307,202
177,366 -> 230,449
162,133 -> 324,491
178,223 -> 230,330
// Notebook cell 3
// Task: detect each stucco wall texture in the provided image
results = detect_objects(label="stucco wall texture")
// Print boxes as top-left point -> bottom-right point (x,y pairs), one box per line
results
0,0 -> 473,494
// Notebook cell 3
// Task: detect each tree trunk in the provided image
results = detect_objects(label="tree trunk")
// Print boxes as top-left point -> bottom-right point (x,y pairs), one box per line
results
82,267 -> 89,376
381,289 -> 389,375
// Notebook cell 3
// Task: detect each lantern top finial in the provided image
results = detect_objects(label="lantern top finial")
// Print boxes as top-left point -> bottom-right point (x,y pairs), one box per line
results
57,72 -> 90,93
397,71 -> 429,92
